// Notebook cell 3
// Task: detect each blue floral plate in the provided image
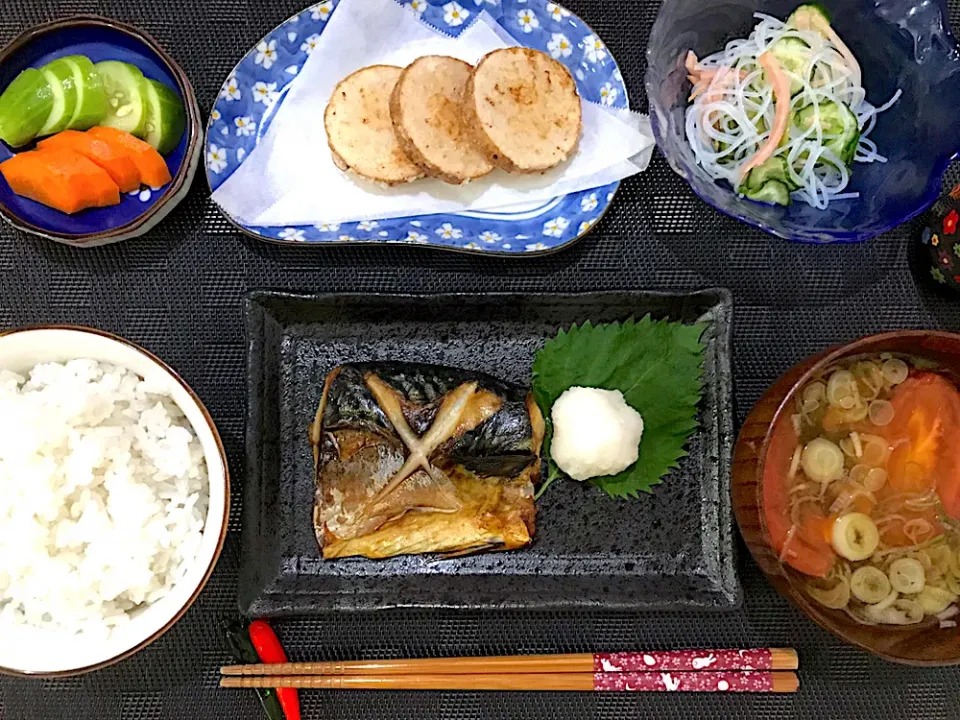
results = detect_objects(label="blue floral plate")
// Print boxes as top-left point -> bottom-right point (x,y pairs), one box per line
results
206,0 -> 627,254
0,16 -> 202,248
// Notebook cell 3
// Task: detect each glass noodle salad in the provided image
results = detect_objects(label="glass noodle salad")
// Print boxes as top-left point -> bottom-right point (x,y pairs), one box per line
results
684,4 -> 901,208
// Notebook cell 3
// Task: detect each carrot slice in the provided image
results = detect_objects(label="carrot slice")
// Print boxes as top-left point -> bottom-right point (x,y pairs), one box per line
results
87,126 -> 172,189
762,415 -> 836,578
739,52 -> 790,182
38,130 -> 141,193
1,149 -> 120,214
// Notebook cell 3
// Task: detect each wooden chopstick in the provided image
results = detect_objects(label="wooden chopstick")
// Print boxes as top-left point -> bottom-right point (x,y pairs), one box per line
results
220,648 -> 798,676
221,670 -> 799,693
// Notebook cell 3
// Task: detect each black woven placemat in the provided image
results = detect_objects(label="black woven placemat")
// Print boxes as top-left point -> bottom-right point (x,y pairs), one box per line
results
2,0 -> 960,718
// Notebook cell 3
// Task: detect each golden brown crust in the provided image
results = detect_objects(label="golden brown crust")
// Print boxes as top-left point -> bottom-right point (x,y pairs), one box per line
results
462,48 -> 583,174
390,56 -> 493,185
324,64 -> 424,185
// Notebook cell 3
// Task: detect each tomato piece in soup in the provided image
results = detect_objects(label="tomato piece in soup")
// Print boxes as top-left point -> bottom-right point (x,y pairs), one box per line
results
881,373 -> 960,518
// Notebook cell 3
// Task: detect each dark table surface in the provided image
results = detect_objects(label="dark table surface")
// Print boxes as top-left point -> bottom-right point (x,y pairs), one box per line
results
2,0 -> 960,718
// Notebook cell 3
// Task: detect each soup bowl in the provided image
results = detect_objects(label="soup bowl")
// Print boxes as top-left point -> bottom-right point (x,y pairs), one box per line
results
732,330 -> 960,664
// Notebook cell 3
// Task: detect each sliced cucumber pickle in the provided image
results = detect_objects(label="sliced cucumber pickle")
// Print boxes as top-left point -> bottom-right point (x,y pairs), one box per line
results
796,100 -> 860,165
38,58 -> 79,136
143,79 -> 186,155
95,60 -> 148,137
0,68 -> 54,147
745,179 -> 791,206
62,55 -> 108,130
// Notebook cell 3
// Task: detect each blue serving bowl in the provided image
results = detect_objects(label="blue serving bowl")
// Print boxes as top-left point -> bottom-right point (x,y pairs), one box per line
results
0,16 -> 201,247
646,0 -> 960,243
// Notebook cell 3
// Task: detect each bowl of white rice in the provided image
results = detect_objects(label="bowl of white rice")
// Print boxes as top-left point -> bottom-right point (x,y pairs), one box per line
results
0,326 -> 229,676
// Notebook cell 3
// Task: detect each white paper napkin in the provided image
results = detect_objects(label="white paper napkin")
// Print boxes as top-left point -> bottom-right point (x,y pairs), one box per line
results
211,0 -> 655,227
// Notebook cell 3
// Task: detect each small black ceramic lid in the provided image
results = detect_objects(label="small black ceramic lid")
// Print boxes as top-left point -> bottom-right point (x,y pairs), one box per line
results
916,186 -> 960,292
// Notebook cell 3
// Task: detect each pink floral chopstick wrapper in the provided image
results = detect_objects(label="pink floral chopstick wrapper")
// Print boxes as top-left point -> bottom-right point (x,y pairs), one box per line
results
593,670 -> 777,692
593,648 -> 776,672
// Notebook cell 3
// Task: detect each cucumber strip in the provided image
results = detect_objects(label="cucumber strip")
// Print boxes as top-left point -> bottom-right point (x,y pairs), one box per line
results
742,156 -> 800,192
745,179 -> 791,206
796,101 -> 860,165
787,3 -> 832,29
769,37 -> 811,95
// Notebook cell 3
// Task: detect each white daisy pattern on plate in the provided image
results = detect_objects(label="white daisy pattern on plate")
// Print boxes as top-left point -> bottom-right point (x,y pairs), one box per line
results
220,76 -> 241,102
208,0 -> 626,253
435,223 -> 463,240
234,116 -> 257,137
525,242 -> 549,251
278,228 -> 306,241
599,82 -> 618,106
337,235 -> 355,242
255,40 -> 278,70
583,34 -> 607,63
542,216 -> 569,237
128,188 -> 153,203
517,9 -> 539,32
207,144 -> 228,174
443,2 -> 470,26
310,1 -> 334,21
252,81 -> 280,105
547,33 -> 572,58
545,2 -> 570,21
300,33 -> 322,54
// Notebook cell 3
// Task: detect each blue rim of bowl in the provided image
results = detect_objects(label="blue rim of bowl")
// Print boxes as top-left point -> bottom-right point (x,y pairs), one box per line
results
643,10 -> 960,244
0,325 -> 230,678
204,0 -> 628,257
0,16 -> 202,247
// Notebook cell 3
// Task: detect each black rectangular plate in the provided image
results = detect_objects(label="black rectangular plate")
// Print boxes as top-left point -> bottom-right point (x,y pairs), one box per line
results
241,289 -> 740,614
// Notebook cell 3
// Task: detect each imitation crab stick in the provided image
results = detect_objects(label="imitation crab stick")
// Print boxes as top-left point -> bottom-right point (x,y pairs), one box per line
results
0,149 -> 120,214
38,130 -> 140,192
87,126 -> 171,189
739,52 -> 791,181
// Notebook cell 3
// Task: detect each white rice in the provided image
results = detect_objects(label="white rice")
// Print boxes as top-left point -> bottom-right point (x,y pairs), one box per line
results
0,359 -> 208,640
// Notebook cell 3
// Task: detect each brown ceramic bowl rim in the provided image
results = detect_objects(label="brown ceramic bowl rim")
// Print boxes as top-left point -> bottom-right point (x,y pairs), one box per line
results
754,329 -> 960,666
0,16 -> 202,245
0,325 -> 230,677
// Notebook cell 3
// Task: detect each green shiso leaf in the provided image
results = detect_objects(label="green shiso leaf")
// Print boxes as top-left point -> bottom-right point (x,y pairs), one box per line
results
532,316 -> 707,499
